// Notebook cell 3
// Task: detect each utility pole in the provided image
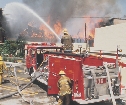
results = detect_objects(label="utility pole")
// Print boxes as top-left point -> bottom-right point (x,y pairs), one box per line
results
85,23 -> 89,50
85,23 -> 87,43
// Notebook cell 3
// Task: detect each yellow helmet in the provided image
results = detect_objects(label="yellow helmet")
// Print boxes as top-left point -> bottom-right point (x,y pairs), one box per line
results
59,70 -> 66,75
0,56 -> 3,61
63,28 -> 68,34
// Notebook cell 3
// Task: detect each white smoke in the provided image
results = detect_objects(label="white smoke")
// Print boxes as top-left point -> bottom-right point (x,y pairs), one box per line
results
22,0 -> 122,38
3,0 -> 124,40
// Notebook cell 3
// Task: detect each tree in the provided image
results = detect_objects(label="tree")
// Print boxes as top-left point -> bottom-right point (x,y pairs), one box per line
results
0,27 -> 6,43
2,40 -> 18,56
16,34 -> 26,57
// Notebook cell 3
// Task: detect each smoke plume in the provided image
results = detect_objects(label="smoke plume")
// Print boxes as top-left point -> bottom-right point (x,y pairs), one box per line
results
3,0 -> 123,41
22,0 -> 122,36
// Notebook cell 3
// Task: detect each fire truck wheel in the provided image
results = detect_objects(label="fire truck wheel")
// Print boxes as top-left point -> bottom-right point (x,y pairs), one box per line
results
29,67 -> 34,76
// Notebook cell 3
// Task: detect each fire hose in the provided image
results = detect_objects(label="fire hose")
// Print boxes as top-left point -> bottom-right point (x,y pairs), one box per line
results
0,60 -> 45,101
13,66 -> 30,103
0,58 -> 46,102
0,74 -> 43,100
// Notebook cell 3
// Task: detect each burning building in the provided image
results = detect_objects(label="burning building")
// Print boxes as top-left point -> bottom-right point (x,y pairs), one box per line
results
19,20 -> 59,42
2,0 -> 125,44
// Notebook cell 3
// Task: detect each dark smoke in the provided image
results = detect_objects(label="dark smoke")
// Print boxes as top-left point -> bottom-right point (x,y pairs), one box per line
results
23,0 -> 121,25
23,0 -> 76,27
3,2 -> 43,39
3,0 -> 122,40
22,0 -> 121,36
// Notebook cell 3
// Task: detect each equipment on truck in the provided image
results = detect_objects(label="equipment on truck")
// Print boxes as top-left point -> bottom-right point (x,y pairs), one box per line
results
25,43 -> 126,105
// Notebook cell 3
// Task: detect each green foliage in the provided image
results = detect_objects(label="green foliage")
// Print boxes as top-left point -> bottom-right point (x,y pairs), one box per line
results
2,57 -> 7,61
16,38 -> 26,57
11,57 -> 17,63
8,57 -> 12,62
2,57 -> 18,62
2,40 -> 17,55
0,40 -> 26,58
0,44 -> 4,55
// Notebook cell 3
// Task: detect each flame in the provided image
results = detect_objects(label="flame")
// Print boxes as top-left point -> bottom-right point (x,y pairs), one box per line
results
38,17 -> 62,41
22,15 -> 63,42
23,15 -> 103,44
85,17 -> 96,38
73,16 -> 104,39
88,29 -> 95,38
54,20 -> 62,35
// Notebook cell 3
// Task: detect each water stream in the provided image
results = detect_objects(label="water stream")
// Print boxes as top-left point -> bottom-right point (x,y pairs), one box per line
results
5,2 -> 61,41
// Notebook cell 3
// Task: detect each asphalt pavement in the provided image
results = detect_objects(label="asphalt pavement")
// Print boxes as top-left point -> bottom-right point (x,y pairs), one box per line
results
0,65 -> 57,105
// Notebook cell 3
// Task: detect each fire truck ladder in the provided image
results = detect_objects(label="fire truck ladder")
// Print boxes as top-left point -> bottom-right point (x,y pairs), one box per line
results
104,62 -> 116,105
90,68 -> 99,98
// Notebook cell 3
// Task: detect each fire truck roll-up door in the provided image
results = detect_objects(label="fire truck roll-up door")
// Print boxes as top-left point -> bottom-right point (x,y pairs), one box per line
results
48,55 -> 84,99
73,57 -> 126,104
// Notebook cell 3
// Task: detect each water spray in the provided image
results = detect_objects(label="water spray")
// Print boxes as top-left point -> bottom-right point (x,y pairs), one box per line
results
4,2 -> 61,41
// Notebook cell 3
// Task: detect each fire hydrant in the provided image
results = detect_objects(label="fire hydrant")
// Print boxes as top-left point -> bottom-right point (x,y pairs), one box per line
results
0,56 -> 6,84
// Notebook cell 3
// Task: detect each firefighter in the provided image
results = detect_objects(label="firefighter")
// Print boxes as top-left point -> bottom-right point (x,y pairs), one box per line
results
57,70 -> 72,105
61,28 -> 74,53
0,56 -> 6,84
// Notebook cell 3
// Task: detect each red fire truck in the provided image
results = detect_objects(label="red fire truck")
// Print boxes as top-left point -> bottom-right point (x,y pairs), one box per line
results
25,42 -> 126,105
25,42 -> 63,74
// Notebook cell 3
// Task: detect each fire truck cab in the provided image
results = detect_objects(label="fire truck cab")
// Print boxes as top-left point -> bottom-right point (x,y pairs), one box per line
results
25,43 -> 63,75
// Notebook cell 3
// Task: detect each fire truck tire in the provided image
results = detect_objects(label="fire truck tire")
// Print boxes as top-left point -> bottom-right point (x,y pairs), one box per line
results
29,67 -> 34,76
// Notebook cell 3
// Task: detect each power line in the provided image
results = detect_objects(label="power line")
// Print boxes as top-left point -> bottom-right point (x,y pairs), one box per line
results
71,16 -> 112,18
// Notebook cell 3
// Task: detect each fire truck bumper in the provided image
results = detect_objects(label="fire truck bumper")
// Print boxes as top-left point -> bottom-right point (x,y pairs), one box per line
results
73,94 -> 126,104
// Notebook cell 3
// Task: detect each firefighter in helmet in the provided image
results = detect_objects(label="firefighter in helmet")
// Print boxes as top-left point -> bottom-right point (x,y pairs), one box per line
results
0,56 -> 6,84
61,28 -> 74,53
57,70 -> 72,105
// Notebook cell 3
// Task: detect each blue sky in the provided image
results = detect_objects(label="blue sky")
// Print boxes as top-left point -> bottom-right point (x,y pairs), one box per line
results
118,0 -> 126,17
0,0 -> 22,8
